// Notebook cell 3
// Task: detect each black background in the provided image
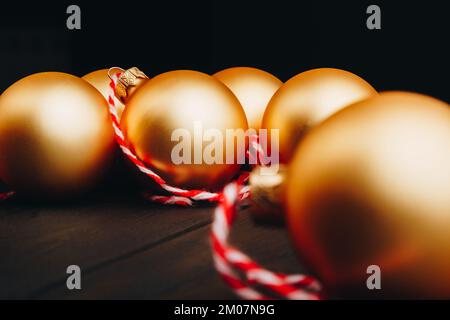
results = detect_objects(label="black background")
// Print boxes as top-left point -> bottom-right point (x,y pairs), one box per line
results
0,0 -> 448,101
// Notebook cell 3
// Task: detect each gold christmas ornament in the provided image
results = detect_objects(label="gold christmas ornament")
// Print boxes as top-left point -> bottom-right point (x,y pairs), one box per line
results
286,92 -> 450,298
120,69 -> 248,191
213,67 -> 282,130
0,72 -> 115,198
262,68 -> 378,163
82,68 -> 127,119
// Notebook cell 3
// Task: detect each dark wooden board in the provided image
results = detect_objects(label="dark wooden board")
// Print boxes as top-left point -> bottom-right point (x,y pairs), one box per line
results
0,195 -> 306,299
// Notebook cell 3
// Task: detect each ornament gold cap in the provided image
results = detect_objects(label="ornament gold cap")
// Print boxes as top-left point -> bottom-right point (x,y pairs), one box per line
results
108,67 -> 149,104
249,164 -> 287,225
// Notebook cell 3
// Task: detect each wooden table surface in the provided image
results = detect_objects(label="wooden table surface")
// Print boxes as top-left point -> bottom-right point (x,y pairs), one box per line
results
0,191 -> 308,299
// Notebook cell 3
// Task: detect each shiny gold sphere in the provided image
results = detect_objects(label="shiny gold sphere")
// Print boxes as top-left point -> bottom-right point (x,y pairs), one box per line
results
286,92 -> 450,298
0,72 -> 115,198
120,70 -> 248,191
262,68 -> 377,163
82,69 -> 126,119
213,67 -> 282,130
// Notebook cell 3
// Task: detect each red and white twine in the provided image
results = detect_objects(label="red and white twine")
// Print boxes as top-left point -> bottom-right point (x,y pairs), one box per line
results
211,182 -> 322,300
0,191 -> 14,201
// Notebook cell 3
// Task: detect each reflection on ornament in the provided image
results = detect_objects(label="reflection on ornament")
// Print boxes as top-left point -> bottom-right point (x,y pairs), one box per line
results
262,68 -> 377,163
0,72 -> 115,198
287,91 -> 450,298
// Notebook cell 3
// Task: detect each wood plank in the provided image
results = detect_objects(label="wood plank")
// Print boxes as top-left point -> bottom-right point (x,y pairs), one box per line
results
38,208 -> 309,299
0,194 -> 214,298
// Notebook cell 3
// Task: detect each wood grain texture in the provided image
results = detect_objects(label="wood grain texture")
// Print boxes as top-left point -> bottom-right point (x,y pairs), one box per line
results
0,194 -> 213,298
0,195 -> 307,299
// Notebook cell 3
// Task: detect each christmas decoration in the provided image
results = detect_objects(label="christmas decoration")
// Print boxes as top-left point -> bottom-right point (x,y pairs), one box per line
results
248,165 -> 287,224
107,70 -> 232,205
82,68 -> 126,119
286,91 -> 450,298
2,66 -> 445,301
117,68 -> 248,191
262,68 -> 378,163
213,67 -> 282,130
0,72 -> 115,198
112,67 -> 149,104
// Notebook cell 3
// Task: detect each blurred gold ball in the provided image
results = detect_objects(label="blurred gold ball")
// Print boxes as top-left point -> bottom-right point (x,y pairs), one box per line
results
0,72 -> 115,198
286,92 -> 450,298
262,68 -> 377,163
213,67 -> 282,130
82,68 -> 126,119
120,70 -> 248,191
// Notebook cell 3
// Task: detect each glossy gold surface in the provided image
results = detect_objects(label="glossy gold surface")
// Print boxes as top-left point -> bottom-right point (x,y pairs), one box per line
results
82,69 -> 126,119
262,68 -> 377,163
120,70 -> 248,191
0,72 -> 115,198
213,67 -> 282,130
286,92 -> 450,298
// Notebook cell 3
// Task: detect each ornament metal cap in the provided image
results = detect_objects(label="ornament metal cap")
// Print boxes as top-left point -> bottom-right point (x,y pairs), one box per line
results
108,67 -> 149,104
249,164 -> 287,225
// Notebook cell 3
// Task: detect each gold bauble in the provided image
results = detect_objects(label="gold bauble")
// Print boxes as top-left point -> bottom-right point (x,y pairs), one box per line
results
213,67 -> 282,130
0,72 -> 115,198
82,68 -> 126,119
262,68 -> 377,163
286,92 -> 450,298
120,70 -> 248,191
